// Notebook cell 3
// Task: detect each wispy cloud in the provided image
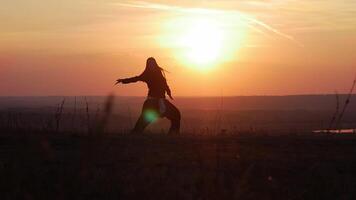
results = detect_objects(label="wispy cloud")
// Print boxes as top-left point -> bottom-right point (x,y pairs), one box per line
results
115,1 -> 304,47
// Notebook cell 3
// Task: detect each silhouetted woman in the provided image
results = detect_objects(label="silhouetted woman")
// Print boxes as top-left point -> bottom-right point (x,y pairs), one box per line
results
115,57 -> 181,134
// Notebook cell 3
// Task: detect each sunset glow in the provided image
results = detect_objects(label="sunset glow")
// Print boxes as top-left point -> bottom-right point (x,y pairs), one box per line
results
1,1 -> 356,96
2,1 -> 356,197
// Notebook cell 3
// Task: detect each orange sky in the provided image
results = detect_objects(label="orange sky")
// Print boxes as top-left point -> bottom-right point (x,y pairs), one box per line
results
1,0 -> 356,96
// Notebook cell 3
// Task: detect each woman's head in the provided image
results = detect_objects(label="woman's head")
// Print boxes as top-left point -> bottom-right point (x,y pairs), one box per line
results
143,57 -> 165,79
146,57 -> 159,69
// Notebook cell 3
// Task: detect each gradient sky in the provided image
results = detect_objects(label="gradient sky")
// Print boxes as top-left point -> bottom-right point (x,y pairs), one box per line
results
1,0 -> 356,96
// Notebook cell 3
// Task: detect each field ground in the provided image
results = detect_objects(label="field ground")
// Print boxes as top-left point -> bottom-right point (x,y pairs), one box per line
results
1,133 -> 356,199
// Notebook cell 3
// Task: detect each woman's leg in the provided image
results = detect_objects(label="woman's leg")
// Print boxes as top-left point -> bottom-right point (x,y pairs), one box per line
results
131,99 -> 158,134
131,114 -> 150,134
163,100 -> 181,134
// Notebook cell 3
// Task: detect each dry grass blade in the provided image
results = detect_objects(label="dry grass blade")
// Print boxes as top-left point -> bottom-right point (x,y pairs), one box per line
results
335,74 -> 356,132
55,98 -> 65,133
71,96 -> 77,131
327,91 -> 339,132
84,97 -> 90,134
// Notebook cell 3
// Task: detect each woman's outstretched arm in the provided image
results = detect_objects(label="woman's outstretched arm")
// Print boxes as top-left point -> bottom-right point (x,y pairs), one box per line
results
115,75 -> 142,85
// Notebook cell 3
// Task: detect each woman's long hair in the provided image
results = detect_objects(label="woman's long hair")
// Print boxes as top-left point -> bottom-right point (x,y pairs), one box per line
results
141,57 -> 167,80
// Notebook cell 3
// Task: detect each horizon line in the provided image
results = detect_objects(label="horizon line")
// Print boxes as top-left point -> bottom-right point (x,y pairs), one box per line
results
0,93 -> 354,98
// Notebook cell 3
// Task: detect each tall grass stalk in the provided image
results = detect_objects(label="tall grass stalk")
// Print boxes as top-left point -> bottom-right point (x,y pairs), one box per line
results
71,96 -> 77,132
335,75 -> 356,132
84,97 -> 90,134
54,98 -> 65,133
214,92 -> 224,135
327,91 -> 339,132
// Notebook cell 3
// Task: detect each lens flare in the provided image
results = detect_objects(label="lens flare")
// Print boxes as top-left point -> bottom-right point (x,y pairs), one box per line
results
144,109 -> 159,122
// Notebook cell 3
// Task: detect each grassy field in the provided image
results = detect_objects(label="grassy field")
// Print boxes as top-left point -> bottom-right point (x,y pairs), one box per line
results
0,96 -> 355,199
1,133 -> 356,199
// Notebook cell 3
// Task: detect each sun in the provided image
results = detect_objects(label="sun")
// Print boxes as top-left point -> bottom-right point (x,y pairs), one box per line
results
179,19 -> 224,67
158,14 -> 247,70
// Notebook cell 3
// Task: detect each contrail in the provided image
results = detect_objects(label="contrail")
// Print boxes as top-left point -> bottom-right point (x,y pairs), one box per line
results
116,1 -> 303,47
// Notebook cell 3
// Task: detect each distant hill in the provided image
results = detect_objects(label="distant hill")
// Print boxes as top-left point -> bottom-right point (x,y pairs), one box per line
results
0,95 -> 355,132
0,95 -> 355,112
